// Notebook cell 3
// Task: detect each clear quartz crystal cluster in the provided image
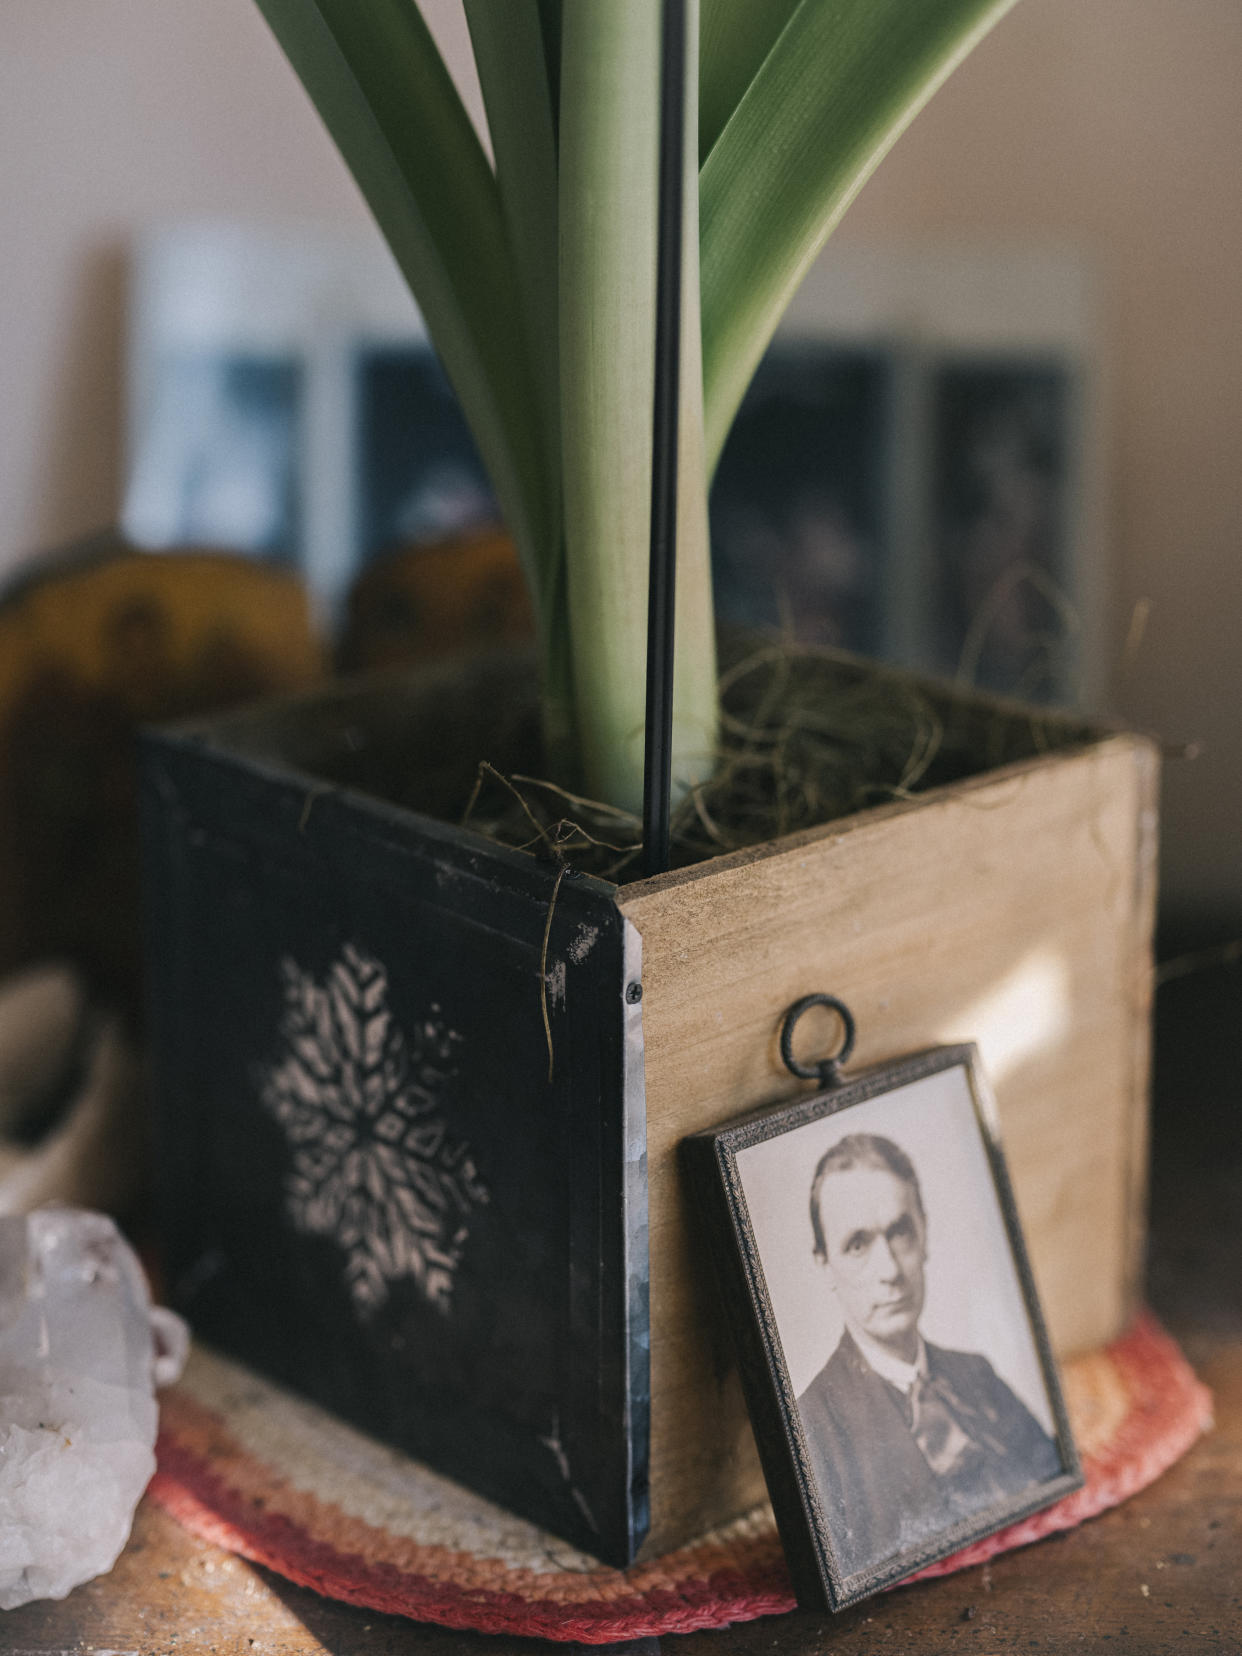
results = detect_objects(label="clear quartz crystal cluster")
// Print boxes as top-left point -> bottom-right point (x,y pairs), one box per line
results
0,1207 -> 187,1610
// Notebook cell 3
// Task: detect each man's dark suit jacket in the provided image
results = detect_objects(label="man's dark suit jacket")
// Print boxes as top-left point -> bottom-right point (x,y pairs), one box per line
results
796,1330 -> 1061,1578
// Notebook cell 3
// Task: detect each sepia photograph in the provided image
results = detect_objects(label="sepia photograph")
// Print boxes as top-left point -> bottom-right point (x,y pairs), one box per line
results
687,1046 -> 1082,1609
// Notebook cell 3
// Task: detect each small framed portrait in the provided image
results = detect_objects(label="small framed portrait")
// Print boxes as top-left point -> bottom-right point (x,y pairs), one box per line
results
683,1044 -> 1082,1610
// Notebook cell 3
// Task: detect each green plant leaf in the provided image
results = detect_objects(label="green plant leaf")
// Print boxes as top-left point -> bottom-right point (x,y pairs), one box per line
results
251,0 -> 553,595
698,0 -> 800,164
700,0 -> 1019,476
559,0 -> 717,814
558,0 -> 659,811
463,0 -> 562,620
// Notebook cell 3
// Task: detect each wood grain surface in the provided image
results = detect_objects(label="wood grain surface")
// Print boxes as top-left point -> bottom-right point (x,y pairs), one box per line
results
622,733 -> 1158,1550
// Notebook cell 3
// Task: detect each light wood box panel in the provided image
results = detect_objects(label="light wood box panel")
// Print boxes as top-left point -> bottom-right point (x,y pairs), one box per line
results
619,732 -> 1159,1556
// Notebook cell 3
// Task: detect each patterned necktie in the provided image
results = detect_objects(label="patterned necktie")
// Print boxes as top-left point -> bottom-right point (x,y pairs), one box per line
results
907,1371 -> 986,1480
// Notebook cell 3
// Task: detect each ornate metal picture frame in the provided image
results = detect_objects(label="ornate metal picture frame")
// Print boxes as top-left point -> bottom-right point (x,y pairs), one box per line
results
683,1027 -> 1083,1610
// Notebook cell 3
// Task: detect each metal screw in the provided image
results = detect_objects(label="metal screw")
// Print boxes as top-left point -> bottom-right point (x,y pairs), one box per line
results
625,981 -> 643,1004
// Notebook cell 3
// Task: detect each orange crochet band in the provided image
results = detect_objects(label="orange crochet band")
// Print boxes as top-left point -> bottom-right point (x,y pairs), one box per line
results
149,1311 -> 1210,1643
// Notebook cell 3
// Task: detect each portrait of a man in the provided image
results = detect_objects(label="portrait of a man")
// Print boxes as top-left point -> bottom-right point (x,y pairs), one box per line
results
795,1133 -> 1062,1577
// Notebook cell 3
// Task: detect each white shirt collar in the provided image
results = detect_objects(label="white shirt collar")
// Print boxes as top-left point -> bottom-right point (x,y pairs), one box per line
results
850,1326 -> 928,1394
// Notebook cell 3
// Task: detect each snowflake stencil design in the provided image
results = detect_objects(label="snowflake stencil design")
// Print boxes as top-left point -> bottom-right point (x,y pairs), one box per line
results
258,943 -> 488,1316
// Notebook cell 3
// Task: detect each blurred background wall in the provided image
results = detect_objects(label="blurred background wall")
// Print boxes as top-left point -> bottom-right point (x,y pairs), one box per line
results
1,0 -> 1239,931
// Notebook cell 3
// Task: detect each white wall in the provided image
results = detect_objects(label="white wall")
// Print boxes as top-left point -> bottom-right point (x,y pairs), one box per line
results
2,0 -> 1240,919
835,1 -> 1242,926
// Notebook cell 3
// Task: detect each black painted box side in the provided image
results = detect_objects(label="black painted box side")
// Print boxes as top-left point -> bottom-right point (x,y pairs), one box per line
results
140,725 -> 649,1565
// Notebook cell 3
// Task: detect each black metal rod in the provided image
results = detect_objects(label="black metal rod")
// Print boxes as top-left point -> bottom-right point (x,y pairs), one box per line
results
642,0 -> 687,878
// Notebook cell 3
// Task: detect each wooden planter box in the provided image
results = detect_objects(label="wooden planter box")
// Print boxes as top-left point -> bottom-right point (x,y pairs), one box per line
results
140,652 -> 1157,1566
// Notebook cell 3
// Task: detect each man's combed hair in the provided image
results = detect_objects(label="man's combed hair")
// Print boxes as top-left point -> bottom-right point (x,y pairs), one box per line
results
809,1133 -> 925,1261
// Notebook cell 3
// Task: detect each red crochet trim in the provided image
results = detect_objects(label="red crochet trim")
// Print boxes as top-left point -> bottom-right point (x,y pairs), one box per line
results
148,1310 -> 1211,1643
149,1447 -> 794,1640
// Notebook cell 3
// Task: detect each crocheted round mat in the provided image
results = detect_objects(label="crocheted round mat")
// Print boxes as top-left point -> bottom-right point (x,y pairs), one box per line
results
149,1312 -> 1210,1643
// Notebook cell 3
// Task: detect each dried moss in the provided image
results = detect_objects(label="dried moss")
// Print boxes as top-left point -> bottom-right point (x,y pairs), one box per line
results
458,639 -> 1097,884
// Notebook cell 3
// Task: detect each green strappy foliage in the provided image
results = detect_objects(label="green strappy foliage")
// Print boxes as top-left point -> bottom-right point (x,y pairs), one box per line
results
251,0 -> 1019,814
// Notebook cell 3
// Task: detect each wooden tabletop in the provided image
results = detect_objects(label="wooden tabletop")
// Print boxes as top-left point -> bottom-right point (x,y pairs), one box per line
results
5,964 -> 1240,1655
